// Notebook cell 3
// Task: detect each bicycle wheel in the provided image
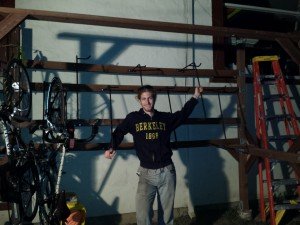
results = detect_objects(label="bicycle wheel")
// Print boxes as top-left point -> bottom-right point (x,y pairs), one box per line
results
18,159 -> 39,222
45,77 -> 66,132
38,170 -> 57,225
3,58 -> 32,118
38,149 -> 57,224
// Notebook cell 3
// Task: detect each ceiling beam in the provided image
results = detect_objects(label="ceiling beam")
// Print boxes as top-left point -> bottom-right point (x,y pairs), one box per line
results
0,12 -> 27,40
0,7 -> 300,41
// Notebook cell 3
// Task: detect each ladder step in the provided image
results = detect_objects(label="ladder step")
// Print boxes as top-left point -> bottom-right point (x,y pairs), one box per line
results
268,135 -> 298,141
274,203 -> 300,210
263,94 -> 287,101
260,74 -> 276,79
271,178 -> 298,186
259,75 -> 277,84
266,114 -> 292,121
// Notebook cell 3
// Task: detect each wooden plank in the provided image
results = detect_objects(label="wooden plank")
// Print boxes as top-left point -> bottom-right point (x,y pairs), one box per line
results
0,7 -> 299,40
26,117 -> 239,129
0,13 -> 27,40
228,144 -> 300,164
276,38 -> 300,65
31,82 -> 239,94
287,136 -> 300,153
236,46 -> 249,210
212,0 -> 225,70
0,202 -> 11,211
59,138 -> 240,151
25,60 -> 238,78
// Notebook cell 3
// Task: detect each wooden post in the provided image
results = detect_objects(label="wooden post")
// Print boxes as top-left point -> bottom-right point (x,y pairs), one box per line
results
236,43 -> 249,211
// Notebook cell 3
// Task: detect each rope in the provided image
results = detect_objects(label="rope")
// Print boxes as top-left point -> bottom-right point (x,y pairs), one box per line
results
167,90 -> 178,145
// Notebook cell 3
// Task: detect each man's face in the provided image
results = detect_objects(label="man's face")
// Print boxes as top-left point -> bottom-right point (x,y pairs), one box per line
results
139,91 -> 155,113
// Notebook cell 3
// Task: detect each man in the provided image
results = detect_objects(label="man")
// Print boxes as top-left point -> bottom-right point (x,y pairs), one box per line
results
105,85 -> 203,225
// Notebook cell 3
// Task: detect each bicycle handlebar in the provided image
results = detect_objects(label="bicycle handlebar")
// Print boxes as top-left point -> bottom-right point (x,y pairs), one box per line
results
42,119 -> 101,147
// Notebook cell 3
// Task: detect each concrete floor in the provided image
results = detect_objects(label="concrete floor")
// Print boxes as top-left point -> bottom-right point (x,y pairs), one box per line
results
0,206 -> 188,225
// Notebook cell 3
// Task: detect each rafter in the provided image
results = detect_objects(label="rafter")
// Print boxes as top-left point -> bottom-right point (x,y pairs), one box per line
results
0,12 -> 27,40
0,7 -> 300,41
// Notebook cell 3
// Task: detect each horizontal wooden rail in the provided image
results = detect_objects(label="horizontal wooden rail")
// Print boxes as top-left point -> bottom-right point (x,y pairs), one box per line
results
0,7 -> 299,41
22,118 -> 239,132
31,138 -> 240,160
25,60 -> 238,78
0,202 -> 11,211
31,138 -> 240,152
212,143 -> 300,164
31,82 -> 238,94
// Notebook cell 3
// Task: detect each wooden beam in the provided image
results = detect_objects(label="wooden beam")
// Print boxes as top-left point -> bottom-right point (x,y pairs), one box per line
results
236,45 -> 249,210
276,38 -> 300,64
287,136 -> 300,154
0,202 -> 11,211
26,118 -> 239,134
25,60 -> 238,78
0,7 -> 299,41
0,13 -> 27,40
212,0 -> 225,70
227,144 -> 300,164
49,138 -> 240,152
31,82 -> 239,94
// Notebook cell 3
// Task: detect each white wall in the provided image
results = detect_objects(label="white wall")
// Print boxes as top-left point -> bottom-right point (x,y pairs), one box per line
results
16,0 -> 243,218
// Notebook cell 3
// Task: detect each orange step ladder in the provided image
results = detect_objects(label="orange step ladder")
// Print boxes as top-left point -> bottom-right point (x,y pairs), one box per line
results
252,55 -> 300,225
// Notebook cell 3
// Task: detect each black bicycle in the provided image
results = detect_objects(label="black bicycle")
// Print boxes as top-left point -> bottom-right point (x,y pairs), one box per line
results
0,58 -> 38,224
37,77 -> 99,225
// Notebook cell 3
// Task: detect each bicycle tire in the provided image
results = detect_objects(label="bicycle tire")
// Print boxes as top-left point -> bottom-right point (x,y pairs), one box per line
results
45,77 -> 66,133
38,169 -> 57,225
18,159 -> 39,222
3,58 -> 32,118
38,149 -> 58,225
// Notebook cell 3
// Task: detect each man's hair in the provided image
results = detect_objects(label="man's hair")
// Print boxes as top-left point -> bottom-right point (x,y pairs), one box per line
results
137,85 -> 157,100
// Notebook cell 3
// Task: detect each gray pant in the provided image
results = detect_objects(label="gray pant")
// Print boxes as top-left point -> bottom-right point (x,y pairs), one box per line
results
136,164 -> 176,225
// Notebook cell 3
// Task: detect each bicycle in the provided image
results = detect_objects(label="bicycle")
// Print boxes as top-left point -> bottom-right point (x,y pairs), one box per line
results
36,76 -> 100,225
0,57 -> 38,224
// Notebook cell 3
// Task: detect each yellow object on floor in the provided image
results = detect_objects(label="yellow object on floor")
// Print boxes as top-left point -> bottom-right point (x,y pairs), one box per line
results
66,201 -> 86,225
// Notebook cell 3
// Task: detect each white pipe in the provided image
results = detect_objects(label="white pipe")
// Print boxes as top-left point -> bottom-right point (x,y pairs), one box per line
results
225,3 -> 300,18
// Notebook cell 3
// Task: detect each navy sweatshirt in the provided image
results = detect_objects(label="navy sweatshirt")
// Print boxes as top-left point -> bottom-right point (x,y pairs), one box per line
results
111,97 -> 198,169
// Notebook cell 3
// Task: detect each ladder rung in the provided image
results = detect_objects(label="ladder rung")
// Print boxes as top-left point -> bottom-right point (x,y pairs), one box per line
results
263,94 -> 287,101
272,178 -> 298,186
268,135 -> 298,141
266,114 -> 292,121
274,203 -> 300,210
260,74 -> 276,79
260,76 -> 276,84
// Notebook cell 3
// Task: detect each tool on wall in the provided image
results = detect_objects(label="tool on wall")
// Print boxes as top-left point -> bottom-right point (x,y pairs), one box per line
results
129,64 -> 146,86
178,62 -> 207,118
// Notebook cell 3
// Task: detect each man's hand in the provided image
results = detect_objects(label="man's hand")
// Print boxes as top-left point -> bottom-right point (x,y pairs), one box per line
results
193,86 -> 203,99
104,148 -> 116,159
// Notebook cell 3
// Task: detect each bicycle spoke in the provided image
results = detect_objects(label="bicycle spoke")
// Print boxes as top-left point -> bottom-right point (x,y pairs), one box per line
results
19,163 -> 38,222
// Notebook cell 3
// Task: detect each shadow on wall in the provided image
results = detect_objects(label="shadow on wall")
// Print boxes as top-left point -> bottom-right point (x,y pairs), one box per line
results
177,96 -> 232,224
